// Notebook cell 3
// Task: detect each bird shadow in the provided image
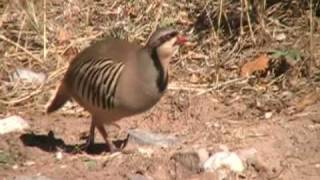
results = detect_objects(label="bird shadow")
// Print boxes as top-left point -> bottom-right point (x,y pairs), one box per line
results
20,131 -> 127,155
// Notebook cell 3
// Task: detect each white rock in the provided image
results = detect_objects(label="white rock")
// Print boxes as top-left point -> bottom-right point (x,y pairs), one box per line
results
275,33 -> 286,41
12,164 -> 19,170
11,68 -> 46,84
137,147 -> 154,157
24,161 -> 35,166
12,175 -> 51,180
0,115 -> 30,134
129,174 -> 153,180
203,151 -> 245,173
264,112 -> 273,119
56,152 -> 63,160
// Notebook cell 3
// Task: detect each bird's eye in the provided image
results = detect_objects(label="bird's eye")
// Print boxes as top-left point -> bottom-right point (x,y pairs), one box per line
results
169,32 -> 178,38
162,32 -> 178,42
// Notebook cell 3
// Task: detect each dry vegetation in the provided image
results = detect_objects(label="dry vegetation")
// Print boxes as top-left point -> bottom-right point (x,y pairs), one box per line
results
1,0 -> 320,179
1,0 -> 319,113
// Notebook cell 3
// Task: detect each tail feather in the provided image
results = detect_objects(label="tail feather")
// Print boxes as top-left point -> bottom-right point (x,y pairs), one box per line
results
46,83 -> 70,113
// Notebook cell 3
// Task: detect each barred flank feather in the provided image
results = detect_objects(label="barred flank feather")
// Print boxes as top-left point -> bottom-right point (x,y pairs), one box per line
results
72,58 -> 124,110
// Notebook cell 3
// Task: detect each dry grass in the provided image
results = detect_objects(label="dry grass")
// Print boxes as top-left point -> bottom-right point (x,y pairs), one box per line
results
0,0 -> 319,116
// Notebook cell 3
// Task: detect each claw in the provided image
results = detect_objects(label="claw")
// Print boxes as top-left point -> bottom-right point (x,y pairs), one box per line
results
79,120 -> 95,152
80,134 -> 94,151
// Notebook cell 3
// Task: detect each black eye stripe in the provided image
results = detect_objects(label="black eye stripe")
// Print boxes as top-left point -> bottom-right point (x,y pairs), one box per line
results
161,31 -> 178,42
146,28 -> 179,48
168,32 -> 178,39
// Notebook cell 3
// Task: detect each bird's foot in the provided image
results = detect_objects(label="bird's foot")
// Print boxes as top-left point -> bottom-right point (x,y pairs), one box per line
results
106,142 -> 121,153
79,135 -> 95,152
107,134 -> 129,153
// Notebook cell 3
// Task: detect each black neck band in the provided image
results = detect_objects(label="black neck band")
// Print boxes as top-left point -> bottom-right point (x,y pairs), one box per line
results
151,49 -> 168,92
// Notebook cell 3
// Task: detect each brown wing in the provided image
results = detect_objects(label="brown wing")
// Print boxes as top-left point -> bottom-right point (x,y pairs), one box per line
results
65,57 -> 124,110
63,38 -> 140,110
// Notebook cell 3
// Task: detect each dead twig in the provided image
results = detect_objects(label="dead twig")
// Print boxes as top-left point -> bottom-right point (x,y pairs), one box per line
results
0,34 -> 43,63
43,0 -> 47,61
244,0 -> 256,43
16,15 -> 26,53
144,2 -> 162,45
168,77 -> 251,96
0,84 -> 45,105
62,32 -> 104,55
218,0 -> 223,31
196,77 -> 250,96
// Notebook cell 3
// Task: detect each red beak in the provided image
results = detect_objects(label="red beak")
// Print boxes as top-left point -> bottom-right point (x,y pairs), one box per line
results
176,35 -> 187,45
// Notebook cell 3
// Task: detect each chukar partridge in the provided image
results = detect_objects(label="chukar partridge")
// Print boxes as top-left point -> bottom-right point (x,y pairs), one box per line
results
46,27 -> 186,152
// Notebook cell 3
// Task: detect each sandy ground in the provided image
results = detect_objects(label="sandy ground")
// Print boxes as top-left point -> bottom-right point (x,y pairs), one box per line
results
1,92 -> 320,180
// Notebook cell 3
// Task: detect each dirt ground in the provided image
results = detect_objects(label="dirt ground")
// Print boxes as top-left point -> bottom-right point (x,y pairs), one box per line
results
1,0 -> 320,180
0,93 -> 320,179
0,92 -> 320,180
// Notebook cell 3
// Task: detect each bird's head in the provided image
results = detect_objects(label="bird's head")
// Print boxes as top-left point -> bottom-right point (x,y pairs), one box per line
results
146,28 -> 187,61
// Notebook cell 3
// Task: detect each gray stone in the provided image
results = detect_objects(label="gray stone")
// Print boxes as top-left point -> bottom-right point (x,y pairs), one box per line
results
8,175 -> 51,180
203,151 -> 245,173
11,68 -> 46,84
128,129 -> 179,148
0,115 -> 30,135
129,174 -> 152,180
172,148 -> 209,172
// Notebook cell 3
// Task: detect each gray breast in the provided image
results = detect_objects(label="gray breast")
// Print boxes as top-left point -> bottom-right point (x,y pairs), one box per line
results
114,52 -> 165,114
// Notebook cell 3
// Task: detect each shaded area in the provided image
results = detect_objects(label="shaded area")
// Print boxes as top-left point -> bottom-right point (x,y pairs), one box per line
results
20,131 -> 127,155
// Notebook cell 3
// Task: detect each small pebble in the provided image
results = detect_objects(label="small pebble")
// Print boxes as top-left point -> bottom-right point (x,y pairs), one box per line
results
129,174 -> 152,180
275,33 -> 286,41
137,147 -> 154,157
265,112 -> 273,119
203,151 -> 244,173
24,161 -> 35,166
56,152 -> 63,160
10,175 -> 51,180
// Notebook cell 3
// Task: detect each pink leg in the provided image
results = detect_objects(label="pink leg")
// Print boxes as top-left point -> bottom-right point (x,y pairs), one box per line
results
96,124 -> 118,153
81,120 -> 95,150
